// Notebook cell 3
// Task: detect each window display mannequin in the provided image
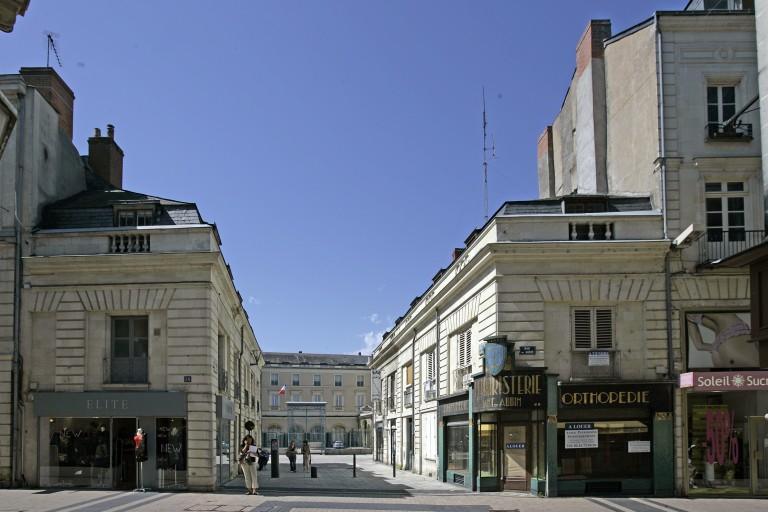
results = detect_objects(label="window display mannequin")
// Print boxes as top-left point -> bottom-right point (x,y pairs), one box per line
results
133,427 -> 147,492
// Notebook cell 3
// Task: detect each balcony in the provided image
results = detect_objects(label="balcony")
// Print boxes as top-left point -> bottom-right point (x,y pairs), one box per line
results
706,122 -> 753,142
423,379 -> 437,401
571,350 -> 619,380
403,386 -> 414,408
452,366 -> 471,393
698,229 -> 767,265
109,233 -> 150,253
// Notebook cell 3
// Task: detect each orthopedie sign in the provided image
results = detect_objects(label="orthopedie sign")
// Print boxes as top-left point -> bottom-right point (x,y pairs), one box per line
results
472,371 -> 545,412
34,391 -> 187,417
559,383 -> 672,411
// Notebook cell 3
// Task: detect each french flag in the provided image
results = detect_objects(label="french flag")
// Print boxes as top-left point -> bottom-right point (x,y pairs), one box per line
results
278,384 -> 287,396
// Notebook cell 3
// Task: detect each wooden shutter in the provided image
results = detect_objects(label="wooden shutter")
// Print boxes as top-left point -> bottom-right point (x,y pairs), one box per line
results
457,331 -> 466,367
406,363 -> 413,385
573,309 -> 592,349
595,309 -> 613,349
426,351 -> 435,381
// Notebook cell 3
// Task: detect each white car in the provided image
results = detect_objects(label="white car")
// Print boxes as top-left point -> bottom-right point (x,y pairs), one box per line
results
332,440 -> 344,449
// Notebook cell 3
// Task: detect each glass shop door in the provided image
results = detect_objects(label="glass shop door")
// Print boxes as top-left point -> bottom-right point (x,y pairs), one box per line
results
501,424 -> 529,491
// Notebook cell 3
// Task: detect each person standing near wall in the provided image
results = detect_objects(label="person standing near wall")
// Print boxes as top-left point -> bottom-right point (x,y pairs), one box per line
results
239,435 -> 259,495
286,441 -> 297,472
301,440 -> 311,472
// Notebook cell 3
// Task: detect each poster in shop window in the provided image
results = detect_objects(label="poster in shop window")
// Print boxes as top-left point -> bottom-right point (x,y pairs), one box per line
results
686,312 -> 758,369
564,423 -> 598,449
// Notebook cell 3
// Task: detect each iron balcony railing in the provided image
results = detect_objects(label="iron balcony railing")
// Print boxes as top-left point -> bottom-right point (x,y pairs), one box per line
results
403,386 -> 414,408
699,229 -> 767,264
706,122 -> 753,141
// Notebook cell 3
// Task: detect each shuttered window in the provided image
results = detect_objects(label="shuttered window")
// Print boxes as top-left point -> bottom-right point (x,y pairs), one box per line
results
572,308 -> 614,350
425,350 -> 435,382
457,328 -> 472,368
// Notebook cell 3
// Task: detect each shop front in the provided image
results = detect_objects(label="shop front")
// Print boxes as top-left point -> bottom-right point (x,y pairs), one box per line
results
679,370 -> 768,496
34,391 -> 187,490
556,382 -> 674,496
472,370 -> 547,493
437,392 -> 470,487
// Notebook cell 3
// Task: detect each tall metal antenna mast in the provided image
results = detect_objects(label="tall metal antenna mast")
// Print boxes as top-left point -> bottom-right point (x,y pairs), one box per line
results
482,87 -> 493,221
46,33 -> 62,68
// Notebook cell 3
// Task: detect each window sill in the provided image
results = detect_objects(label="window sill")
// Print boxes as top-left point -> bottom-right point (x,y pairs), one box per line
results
705,135 -> 753,143
102,383 -> 150,390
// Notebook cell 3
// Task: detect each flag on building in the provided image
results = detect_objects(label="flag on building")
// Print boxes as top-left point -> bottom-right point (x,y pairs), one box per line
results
278,384 -> 287,395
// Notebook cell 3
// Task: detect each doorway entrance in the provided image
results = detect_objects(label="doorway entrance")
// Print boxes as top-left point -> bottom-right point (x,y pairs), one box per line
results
112,418 -> 137,489
501,424 -> 529,491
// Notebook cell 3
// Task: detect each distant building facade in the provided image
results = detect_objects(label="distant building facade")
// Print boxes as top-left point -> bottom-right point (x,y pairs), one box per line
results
261,352 -> 370,449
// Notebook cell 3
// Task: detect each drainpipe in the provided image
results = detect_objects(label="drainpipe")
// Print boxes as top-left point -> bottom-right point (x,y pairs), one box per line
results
656,14 -> 668,241
411,329 -> 416,474
10,91 -> 26,487
434,308 -> 440,397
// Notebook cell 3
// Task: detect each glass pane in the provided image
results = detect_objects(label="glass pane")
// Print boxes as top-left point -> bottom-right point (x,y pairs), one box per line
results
728,212 -> 745,228
40,418 -> 112,488
503,425 -> 528,484
723,104 -> 736,121
727,182 -> 744,192
133,339 -> 148,358
133,318 -> 148,338
707,213 -> 723,228
728,197 -> 745,212
446,425 -> 469,471
707,228 -> 724,242
705,182 -> 722,192
707,87 -> 719,103
114,319 -> 129,338
479,423 -> 498,477
157,418 -> 187,489
113,339 -> 130,357
722,86 -> 735,104
706,197 -> 723,213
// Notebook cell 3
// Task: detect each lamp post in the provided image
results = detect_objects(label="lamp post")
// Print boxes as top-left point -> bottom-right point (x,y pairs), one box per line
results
390,425 -> 396,478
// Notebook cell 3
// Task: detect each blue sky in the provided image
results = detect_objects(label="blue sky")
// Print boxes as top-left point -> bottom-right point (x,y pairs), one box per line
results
4,0 -> 682,355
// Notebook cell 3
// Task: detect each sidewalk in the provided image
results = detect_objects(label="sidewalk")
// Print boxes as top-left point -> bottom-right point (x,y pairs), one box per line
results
223,454 -> 472,497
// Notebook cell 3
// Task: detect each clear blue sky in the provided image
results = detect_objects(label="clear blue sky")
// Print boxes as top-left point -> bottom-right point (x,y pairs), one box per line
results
4,0 -> 682,355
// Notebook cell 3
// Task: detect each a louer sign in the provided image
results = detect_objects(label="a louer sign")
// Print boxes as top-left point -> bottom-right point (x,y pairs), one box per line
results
679,371 -> 768,391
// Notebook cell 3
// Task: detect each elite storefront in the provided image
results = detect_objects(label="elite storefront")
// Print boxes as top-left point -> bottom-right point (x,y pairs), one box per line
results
33,391 -> 187,490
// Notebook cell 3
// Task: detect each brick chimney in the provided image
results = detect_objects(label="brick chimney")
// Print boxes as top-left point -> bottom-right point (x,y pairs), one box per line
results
88,124 -> 124,189
19,67 -> 75,139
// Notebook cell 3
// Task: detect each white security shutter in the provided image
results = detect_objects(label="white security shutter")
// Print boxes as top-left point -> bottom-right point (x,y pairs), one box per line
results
573,309 -> 592,349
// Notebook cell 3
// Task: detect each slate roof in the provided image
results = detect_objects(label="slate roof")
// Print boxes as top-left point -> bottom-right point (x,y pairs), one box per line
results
40,163 -> 205,229
263,352 -> 370,367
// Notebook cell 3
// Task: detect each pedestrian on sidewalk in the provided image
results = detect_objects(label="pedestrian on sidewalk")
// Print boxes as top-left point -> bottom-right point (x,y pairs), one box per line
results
301,439 -> 311,472
238,435 -> 259,495
286,440 -> 297,472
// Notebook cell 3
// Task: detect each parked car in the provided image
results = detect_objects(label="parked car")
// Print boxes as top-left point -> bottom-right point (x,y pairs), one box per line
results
332,440 -> 344,449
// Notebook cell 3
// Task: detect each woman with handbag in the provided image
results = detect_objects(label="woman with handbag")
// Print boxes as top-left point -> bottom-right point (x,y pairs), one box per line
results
286,440 -> 297,472
238,435 -> 259,495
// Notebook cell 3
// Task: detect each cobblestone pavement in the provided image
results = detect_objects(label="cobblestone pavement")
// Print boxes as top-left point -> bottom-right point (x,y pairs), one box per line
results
0,456 -> 765,511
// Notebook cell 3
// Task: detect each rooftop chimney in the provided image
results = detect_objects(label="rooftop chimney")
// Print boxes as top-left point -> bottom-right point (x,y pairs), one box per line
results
19,67 -> 75,139
88,124 -> 124,189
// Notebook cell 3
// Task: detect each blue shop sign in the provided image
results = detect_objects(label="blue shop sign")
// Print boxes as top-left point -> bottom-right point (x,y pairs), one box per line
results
506,442 -> 526,449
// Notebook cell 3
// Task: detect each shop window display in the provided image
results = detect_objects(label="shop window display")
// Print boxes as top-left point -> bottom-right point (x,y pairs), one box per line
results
156,418 -> 187,489
41,418 -> 112,488
446,424 -> 469,471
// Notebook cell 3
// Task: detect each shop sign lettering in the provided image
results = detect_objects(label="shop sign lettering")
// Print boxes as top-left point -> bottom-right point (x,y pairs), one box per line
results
560,390 -> 649,406
472,373 -> 544,412
706,409 -> 739,465
679,371 -> 768,391
86,399 -> 128,410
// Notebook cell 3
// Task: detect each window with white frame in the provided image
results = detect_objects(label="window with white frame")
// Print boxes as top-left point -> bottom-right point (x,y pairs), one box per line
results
313,392 -> 323,402
705,181 -> 746,241
334,375 -> 342,386
334,393 -> 344,409
270,373 -> 278,386
703,0 -> 752,11
707,85 -> 736,126
291,391 -> 301,402
572,308 -> 614,350
356,393 -> 365,409
313,374 -> 321,386
116,209 -> 154,227
356,375 -> 364,387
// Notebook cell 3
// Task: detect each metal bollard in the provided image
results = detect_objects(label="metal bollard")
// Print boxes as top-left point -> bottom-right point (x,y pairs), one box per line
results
353,454 -> 356,478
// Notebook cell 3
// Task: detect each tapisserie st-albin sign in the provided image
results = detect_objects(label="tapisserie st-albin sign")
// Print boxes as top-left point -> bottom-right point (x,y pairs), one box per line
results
472,372 -> 544,412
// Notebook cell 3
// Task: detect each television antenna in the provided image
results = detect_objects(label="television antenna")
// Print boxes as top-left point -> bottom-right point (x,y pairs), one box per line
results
482,87 -> 496,221
44,31 -> 62,68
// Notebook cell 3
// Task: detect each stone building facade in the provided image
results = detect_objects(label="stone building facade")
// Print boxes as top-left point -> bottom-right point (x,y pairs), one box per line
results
371,0 -> 763,498
261,352 -> 370,449
0,67 -> 262,490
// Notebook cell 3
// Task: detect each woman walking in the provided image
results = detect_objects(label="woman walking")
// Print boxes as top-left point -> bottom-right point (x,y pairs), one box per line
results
239,435 -> 259,495
286,440 -> 297,472
301,440 -> 311,472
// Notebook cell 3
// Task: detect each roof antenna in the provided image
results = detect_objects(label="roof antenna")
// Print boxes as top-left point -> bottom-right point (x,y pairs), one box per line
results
482,87 -> 496,221
45,32 -> 62,68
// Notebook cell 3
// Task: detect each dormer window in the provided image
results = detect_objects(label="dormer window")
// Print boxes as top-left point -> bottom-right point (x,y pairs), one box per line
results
116,209 -> 154,227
